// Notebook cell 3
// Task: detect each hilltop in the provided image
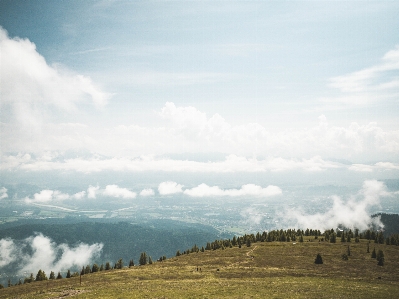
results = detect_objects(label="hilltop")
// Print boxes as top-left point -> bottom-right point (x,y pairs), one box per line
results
1,236 -> 398,298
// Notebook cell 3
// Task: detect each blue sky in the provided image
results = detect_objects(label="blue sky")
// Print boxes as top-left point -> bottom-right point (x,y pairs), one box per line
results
0,1 -> 399,206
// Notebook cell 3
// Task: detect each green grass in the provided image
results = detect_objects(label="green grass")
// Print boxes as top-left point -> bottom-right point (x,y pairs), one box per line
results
1,238 -> 398,298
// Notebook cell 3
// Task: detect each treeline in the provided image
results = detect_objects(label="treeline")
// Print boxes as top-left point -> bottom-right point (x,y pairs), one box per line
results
175,228 -> 399,257
1,251 -> 166,288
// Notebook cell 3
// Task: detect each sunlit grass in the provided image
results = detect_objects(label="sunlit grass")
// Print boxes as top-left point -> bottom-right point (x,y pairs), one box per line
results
1,238 -> 398,298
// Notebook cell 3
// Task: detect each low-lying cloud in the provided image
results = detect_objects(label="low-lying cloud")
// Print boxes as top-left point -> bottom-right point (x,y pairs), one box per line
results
158,181 -> 184,195
0,187 -> 8,200
183,183 -> 282,198
0,234 -> 103,275
103,184 -> 136,199
277,180 -> 390,231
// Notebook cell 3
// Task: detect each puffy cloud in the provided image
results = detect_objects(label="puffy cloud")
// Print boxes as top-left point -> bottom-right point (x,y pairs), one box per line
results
87,185 -> 99,199
25,190 -> 70,203
0,27 -> 109,110
158,181 -> 184,195
183,183 -> 282,198
72,191 -> 86,200
0,187 -> 8,199
0,238 -> 16,267
278,180 -> 390,231
103,185 -> 136,199
140,188 -> 155,196
0,234 -> 103,275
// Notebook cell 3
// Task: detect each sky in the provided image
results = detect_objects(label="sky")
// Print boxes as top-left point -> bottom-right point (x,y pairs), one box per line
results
1,1 -> 399,215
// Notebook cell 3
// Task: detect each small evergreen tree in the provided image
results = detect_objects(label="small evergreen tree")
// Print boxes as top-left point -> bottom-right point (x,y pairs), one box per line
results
315,253 -> 323,264
341,232 -> 346,242
139,252 -> 148,265
85,265 -> 91,274
246,238 -> 251,247
100,264 -> 104,271
330,233 -> 336,243
49,271 -> 55,280
105,262 -> 111,270
35,269 -> 48,281
92,263 -> 99,273
371,247 -> 377,258
129,259 -> 135,267
176,250 -> 181,257
57,272 -> 63,279
347,245 -> 351,256
376,250 -> 384,266
66,270 -> 71,278
149,256 -> 153,264
299,234 -> 304,243
115,258 -> 123,269
7,279 -> 12,287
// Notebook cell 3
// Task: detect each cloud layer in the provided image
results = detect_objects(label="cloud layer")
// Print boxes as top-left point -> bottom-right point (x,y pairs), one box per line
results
0,234 -> 103,275
183,184 -> 282,198
278,180 -> 390,231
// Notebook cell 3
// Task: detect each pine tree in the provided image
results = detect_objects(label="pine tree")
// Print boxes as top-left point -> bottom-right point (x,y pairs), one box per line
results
92,264 -> 99,273
149,256 -> 153,264
57,272 -> 63,279
371,247 -> 377,258
330,233 -> 336,243
176,250 -> 181,257
100,264 -> 104,271
341,232 -> 346,242
66,270 -> 71,278
105,262 -> 111,270
85,265 -> 91,274
115,258 -> 123,269
129,259 -> 135,267
314,253 -> 323,264
376,250 -> 385,266
49,271 -> 55,280
299,234 -> 304,243
246,238 -> 251,247
139,252 -> 148,265
347,245 -> 351,256
7,279 -> 12,287
35,270 -> 48,281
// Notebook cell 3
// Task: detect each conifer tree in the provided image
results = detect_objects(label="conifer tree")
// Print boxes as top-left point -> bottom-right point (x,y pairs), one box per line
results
246,238 -> 251,247
330,233 -> 336,243
7,279 -> 12,287
35,270 -> 48,281
85,265 -> 91,274
299,234 -> 304,243
176,250 -> 181,257
100,264 -> 104,271
66,270 -> 71,278
92,264 -> 99,273
371,247 -> 377,258
139,252 -> 148,265
149,256 -> 153,264
49,271 -> 55,279
129,259 -> 135,267
376,250 -> 384,266
115,259 -> 123,269
57,272 -> 63,279
105,262 -> 111,270
314,253 -> 323,264
81,266 -> 85,275
341,232 -> 346,242
347,245 -> 351,256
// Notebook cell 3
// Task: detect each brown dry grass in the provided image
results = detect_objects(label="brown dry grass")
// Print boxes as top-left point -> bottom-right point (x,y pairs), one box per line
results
1,238 -> 398,298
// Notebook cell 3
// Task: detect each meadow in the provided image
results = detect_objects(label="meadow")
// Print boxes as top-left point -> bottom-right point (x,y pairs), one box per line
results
1,237 -> 398,298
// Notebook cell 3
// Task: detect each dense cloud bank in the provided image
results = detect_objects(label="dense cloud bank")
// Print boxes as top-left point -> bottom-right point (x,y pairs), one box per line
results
0,234 -> 103,275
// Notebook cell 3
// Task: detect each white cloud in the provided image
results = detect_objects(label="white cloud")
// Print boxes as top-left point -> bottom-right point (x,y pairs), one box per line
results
72,191 -> 86,200
140,188 -> 155,196
25,190 -> 70,203
0,238 -> 16,267
158,181 -> 184,195
349,164 -> 373,172
0,234 -> 103,275
87,185 -> 99,199
278,180 -> 390,231
0,187 -> 8,199
327,45 -> 399,105
103,185 -> 136,199
183,183 -> 282,198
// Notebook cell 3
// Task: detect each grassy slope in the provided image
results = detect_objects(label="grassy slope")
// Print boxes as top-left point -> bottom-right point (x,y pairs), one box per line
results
1,238 -> 398,298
